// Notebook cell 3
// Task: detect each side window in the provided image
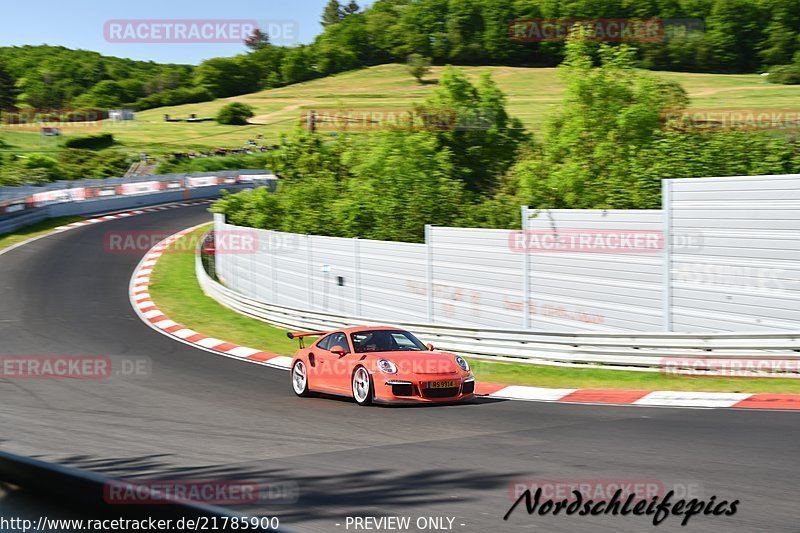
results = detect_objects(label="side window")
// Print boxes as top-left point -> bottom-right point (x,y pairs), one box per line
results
316,334 -> 333,351
329,333 -> 350,354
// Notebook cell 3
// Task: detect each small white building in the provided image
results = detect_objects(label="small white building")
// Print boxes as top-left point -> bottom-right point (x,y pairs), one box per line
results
109,109 -> 135,121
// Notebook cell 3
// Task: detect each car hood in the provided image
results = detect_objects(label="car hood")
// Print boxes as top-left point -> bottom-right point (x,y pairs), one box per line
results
364,350 -> 462,375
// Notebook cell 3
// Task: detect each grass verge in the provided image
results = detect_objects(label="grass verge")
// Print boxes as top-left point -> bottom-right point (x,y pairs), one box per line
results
148,227 -> 800,394
0,216 -> 84,252
147,225 -> 297,355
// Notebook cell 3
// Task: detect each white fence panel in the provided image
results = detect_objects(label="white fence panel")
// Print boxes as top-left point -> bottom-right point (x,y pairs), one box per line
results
213,175 -> 800,334
429,227 -> 524,328
669,174 -> 800,332
525,210 -> 664,331
308,235 -> 357,315
358,239 -> 428,322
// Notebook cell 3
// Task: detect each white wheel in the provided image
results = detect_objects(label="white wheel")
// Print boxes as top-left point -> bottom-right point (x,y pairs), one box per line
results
291,360 -> 311,397
352,366 -> 373,406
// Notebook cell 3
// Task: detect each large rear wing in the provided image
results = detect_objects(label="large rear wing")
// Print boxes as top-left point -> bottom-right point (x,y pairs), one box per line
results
286,331 -> 328,339
287,330 -> 329,348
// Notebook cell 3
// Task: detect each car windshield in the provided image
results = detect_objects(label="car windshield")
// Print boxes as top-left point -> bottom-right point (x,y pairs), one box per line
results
350,330 -> 427,353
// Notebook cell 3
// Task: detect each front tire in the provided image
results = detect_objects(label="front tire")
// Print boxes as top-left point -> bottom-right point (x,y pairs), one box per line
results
352,366 -> 374,406
291,360 -> 311,397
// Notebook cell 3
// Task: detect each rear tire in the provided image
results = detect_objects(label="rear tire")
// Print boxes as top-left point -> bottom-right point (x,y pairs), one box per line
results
352,366 -> 374,406
291,360 -> 311,397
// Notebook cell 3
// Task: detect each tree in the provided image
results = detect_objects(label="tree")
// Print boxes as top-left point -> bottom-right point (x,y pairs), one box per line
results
76,80 -> 127,108
344,0 -> 360,15
0,61 -> 15,108
280,46 -> 316,84
514,29 -> 690,209
244,28 -> 271,52
216,102 -> 255,125
406,53 -> 432,83
211,130 -> 467,242
322,0 -> 344,27
419,66 -> 528,193
195,56 -> 260,97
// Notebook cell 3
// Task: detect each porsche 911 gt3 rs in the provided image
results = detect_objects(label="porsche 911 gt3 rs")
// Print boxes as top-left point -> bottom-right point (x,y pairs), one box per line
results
288,326 -> 475,405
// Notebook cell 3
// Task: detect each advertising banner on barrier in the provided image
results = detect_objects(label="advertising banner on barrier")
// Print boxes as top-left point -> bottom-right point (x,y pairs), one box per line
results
237,173 -> 276,182
90,186 -> 119,198
32,188 -> 87,207
0,200 -> 28,216
187,176 -> 219,188
119,181 -> 161,196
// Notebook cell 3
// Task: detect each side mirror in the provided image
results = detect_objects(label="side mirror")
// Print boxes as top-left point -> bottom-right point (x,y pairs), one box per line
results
330,346 -> 347,356
426,343 -> 435,351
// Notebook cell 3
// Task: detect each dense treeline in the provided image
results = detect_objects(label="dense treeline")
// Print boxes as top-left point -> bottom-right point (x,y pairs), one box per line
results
211,33 -> 800,241
0,45 -> 195,110
305,0 -> 800,73
191,0 -> 800,97
1,0 -> 799,115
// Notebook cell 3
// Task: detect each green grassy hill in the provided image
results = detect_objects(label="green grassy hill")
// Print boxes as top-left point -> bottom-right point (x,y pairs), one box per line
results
3,64 -> 799,157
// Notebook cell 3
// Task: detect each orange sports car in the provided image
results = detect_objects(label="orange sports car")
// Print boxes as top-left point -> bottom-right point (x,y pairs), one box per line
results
287,326 -> 475,405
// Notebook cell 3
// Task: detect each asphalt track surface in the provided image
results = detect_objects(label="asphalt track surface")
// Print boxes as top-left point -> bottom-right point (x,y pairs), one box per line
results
1,204 -> 799,533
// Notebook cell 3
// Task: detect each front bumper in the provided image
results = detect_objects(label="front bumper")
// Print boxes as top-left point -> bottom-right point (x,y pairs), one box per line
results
375,375 -> 475,403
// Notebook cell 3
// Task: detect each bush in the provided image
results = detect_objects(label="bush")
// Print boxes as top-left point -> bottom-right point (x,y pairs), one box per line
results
56,149 -> 130,179
407,54 -> 432,83
131,86 -> 214,111
216,102 -> 255,125
63,133 -> 114,150
768,64 -> 800,85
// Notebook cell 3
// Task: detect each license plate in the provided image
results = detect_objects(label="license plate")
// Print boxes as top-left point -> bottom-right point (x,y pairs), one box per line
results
427,380 -> 457,389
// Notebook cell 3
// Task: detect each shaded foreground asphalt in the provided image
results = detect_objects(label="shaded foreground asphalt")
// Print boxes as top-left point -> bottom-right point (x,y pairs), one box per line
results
0,204 -> 798,532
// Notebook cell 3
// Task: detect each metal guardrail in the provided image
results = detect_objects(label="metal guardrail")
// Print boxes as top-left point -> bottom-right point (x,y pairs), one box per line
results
0,169 -> 277,216
194,234 -> 800,373
0,169 -> 279,236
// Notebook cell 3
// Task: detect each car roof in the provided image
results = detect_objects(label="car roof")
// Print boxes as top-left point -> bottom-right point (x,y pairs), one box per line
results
339,325 -> 407,335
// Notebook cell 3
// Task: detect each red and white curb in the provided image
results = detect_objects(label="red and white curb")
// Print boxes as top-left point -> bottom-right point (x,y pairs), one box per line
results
129,225 -> 292,371
130,227 -> 800,412
474,384 -> 800,410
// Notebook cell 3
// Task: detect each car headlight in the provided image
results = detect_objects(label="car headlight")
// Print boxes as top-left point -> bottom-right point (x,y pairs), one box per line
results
377,359 -> 397,374
455,355 -> 470,372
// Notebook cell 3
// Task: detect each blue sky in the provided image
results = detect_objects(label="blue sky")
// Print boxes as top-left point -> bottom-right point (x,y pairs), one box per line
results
1,0 -> 332,65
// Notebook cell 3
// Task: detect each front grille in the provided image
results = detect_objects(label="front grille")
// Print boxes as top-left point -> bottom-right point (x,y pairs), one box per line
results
422,386 -> 460,399
391,383 -> 414,396
462,380 -> 475,395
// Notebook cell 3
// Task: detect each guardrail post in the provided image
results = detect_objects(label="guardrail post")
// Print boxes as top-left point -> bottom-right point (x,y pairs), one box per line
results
662,180 -> 672,332
521,205 -> 531,329
425,224 -> 434,323
354,237 -> 362,316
